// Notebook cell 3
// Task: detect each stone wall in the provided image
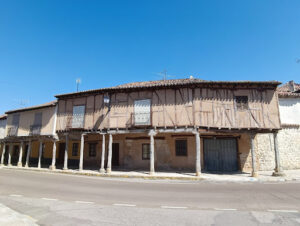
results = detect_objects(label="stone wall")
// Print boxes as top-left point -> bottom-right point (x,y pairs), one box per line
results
256,126 -> 300,170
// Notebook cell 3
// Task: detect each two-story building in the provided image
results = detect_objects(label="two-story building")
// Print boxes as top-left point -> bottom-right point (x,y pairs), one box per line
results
0,101 -> 58,169
52,78 -> 282,177
0,114 -> 7,165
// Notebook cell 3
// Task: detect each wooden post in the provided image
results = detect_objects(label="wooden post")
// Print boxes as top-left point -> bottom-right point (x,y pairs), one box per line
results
250,134 -> 258,177
99,134 -> 106,173
8,144 -> 13,166
38,140 -> 43,168
17,142 -> 24,167
63,134 -> 69,170
25,141 -> 32,168
272,132 -> 285,176
49,141 -> 57,170
194,130 -> 201,176
1,143 -> 6,166
106,133 -> 113,174
149,129 -> 156,175
79,133 -> 85,171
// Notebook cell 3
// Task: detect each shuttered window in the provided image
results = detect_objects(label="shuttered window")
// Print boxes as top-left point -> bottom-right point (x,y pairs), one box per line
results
12,114 -> 20,126
142,144 -> 150,160
175,139 -> 188,156
33,112 -> 42,126
134,99 -> 151,125
72,105 -> 85,128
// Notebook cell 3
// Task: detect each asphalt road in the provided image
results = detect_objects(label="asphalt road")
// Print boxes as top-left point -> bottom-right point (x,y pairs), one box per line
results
0,168 -> 300,225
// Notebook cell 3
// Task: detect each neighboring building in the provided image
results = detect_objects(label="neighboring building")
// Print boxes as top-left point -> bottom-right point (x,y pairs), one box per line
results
256,81 -> 300,171
0,114 -> 7,164
0,101 -> 58,168
51,78 -> 282,176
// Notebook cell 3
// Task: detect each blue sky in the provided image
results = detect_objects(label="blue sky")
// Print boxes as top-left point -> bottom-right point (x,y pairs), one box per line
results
0,0 -> 300,113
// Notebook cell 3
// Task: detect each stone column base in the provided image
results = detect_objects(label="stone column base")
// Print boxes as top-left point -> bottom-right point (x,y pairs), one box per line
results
106,168 -> 111,174
196,171 -> 201,177
272,171 -> 286,177
251,171 -> 258,177
63,167 -> 68,171
7,164 -> 12,167
0,164 -> 4,167
149,171 -> 155,176
17,162 -> 22,167
49,165 -> 56,170
99,168 -> 106,173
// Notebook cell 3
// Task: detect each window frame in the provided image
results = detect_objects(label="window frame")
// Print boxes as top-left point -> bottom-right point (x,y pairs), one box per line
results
72,143 -> 79,156
235,96 -> 249,111
175,139 -> 188,156
142,143 -> 150,160
88,142 -> 97,157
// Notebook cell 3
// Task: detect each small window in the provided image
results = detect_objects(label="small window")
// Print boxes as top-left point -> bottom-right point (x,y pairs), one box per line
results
175,139 -> 187,156
72,143 -> 79,156
142,144 -> 150,160
89,143 -> 97,157
235,96 -> 248,110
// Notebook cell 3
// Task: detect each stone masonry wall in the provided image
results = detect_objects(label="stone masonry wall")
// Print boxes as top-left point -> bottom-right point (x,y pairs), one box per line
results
256,126 -> 300,170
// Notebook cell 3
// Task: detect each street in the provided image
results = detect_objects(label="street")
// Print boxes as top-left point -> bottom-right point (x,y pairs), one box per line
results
0,168 -> 300,225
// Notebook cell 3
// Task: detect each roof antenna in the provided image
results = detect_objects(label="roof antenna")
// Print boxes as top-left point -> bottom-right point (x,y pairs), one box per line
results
76,78 -> 81,92
158,69 -> 168,80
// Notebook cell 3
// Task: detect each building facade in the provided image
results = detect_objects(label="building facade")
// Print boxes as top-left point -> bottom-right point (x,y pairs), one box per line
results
53,78 -> 282,176
0,101 -> 58,168
0,78 -> 285,177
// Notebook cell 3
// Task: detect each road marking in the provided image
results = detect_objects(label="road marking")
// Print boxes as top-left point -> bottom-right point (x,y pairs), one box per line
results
161,206 -> 188,209
41,198 -> 57,201
113,203 -> 136,207
214,208 -> 237,211
75,201 -> 94,204
268,209 -> 299,213
9,194 -> 23,197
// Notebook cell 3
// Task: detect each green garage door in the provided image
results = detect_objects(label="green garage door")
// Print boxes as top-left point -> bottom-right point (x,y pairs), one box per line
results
204,138 -> 238,172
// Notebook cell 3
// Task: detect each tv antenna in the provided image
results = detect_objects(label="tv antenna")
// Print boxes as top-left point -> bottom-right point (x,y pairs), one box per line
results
76,78 -> 81,92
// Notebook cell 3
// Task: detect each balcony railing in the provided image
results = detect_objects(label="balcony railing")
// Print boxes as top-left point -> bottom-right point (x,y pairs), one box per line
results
132,112 -> 151,126
57,114 -> 85,131
7,125 -> 18,136
30,125 -> 42,135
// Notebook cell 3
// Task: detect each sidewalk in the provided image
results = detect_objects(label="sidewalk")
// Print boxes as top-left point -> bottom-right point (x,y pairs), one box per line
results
1,165 -> 300,182
0,203 -> 38,226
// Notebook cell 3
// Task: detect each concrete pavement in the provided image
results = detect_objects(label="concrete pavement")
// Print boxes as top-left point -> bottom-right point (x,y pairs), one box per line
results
0,169 -> 300,225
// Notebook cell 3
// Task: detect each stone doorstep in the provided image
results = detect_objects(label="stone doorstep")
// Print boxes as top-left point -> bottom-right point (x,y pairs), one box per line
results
0,166 -> 297,182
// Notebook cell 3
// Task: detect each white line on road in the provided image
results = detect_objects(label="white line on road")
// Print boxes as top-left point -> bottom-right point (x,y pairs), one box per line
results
214,208 -> 237,211
268,209 -> 299,213
75,201 -> 94,204
41,198 -> 57,201
9,194 -> 23,197
161,206 -> 188,209
113,203 -> 136,207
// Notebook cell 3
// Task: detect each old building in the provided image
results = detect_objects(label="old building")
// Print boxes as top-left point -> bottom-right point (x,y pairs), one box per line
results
0,101 -> 58,168
52,78 -> 282,176
0,114 -> 7,165
256,80 -> 300,171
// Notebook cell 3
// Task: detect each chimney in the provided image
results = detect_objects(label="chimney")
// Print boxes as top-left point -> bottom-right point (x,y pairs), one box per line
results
288,80 -> 295,92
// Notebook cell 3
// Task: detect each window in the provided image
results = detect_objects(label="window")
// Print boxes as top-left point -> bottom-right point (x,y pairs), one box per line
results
72,143 -> 79,156
89,143 -> 97,157
134,99 -> 151,125
72,105 -> 85,128
235,96 -> 248,110
33,112 -> 42,126
142,144 -> 150,160
175,139 -> 187,156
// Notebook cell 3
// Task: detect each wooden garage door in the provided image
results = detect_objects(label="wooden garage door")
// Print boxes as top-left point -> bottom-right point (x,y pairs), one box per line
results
204,138 -> 238,172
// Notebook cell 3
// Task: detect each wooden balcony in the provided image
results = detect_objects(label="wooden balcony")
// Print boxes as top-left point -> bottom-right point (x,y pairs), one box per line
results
29,125 -> 42,136
7,125 -> 18,137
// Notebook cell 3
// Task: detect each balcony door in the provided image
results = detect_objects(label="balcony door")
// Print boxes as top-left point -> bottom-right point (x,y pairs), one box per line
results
72,105 -> 85,128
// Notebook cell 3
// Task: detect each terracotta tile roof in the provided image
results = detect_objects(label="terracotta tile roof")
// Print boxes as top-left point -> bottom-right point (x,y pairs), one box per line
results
0,114 -> 7,120
55,78 -> 281,98
5,100 -> 57,114
277,81 -> 300,98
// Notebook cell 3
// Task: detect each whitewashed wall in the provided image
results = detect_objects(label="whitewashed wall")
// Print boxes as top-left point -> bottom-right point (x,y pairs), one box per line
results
0,119 -> 7,139
279,98 -> 300,125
